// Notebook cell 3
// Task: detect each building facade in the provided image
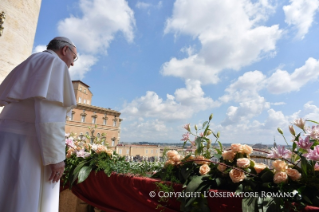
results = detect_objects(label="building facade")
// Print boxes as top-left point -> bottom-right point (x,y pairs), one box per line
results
65,81 -> 122,150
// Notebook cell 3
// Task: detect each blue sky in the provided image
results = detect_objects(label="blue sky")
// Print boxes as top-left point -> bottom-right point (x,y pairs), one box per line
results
34,0 -> 319,145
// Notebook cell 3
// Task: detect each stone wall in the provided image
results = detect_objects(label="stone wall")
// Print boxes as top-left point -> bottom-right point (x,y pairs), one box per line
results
0,0 -> 42,83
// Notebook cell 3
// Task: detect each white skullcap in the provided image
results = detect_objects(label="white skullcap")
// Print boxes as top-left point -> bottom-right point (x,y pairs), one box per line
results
51,36 -> 76,47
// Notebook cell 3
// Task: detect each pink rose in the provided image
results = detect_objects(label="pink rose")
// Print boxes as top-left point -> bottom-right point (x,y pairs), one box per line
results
229,169 -> 246,183
231,144 -> 243,153
217,163 -> 227,172
286,168 -> 301,181
236,158 -> 250,168
272,160 -> 287,172
166,150 -> 178,158
194,155 -> 209,165
254,163 -> 267,174
273,172 -> 288,184
222,150 -> 236,162
241,145 -> 253,155
199,164 -> 211,175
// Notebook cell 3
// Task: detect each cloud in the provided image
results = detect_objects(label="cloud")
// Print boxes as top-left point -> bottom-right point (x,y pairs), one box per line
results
33,45 -> 47,53
57,0 -> 135,54
161,0 -> 282,84
121,80 -> 219,122
69,54 -> 98,79
135,2 -> 151,9
222,97 -> 270,126
283,0 -> 319,39
220,71 -> 266,103
267,57 -> 319,94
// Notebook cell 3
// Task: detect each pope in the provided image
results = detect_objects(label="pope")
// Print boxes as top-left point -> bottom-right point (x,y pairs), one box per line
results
0,37 -> 77,212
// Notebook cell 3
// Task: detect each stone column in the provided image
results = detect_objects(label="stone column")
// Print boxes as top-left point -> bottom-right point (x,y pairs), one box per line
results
0,0 -> 42,83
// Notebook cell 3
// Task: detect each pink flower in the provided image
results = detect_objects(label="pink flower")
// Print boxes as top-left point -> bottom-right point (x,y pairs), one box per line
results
222,150 -> 236,162
199,164 -> 211,175
181,132 -> 190,142
65,138 -> 75,149
306,125 -> 319,140
199,132 -> 204,137
315,163 -> 319,171
295,136 -> 313,150
304,145 -> 319,161
183,124 -> 191,131
294,118 -> 306,130
267,146 -> 292,159
76,149 -> 91,158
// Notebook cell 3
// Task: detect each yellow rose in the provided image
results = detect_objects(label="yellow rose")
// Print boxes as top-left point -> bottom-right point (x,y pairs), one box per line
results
222,150 -> 236,162
254,163 -> 267,174
236,158 -> 250,168
286,168 -> 301,181
273,171 -> 288,184
66,148 -> 74,158
272,160 -> 287,172
166,150 -> 178,158
171,154 -> 181,162
241,144 -> 253,155
229,169 -> 246,183
231,143 -> 243,153
199,164 -> 211,175
95,145 -> 107,154
217,163 -> 227,172
194,155 -> 209,165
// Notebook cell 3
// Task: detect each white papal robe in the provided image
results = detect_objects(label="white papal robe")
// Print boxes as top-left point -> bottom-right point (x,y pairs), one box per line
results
0,50 -> 76,212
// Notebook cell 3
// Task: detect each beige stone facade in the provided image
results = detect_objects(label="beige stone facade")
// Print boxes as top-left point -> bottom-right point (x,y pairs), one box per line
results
0,0 -> 42,83
116,144 -> 160,158
65,81 -> 122,150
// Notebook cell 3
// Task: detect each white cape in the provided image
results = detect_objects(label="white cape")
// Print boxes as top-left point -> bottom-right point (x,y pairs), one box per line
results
0,50 -> 76,109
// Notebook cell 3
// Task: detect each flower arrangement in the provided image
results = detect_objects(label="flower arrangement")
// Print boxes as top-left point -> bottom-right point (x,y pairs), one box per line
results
152,114 -> 319,212
62,127 -> 163,188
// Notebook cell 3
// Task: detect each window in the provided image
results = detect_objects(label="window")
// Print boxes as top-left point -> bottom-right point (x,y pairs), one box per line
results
92,117 -> 96,124
112,140 -> 115,146
84,99 -> 87,104
119,149 -> 122,154
156,150 -> 158,153
84,89 -> 87,94
151,150 -> 153,153
103,119 -> 106,125
145,150 -> 148,154
79,97 -> 82,103
81,115 -> 85,122
79,87 -> 82,91
97,133 -> 100,138
87,100 -> 90,105
69,111 -> 74,121
113,120 -> 117,127
86,132 -> 89,136
126,149 -> 129,154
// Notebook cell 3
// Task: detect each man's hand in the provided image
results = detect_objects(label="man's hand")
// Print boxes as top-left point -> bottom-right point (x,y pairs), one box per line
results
49,161 -> 65,183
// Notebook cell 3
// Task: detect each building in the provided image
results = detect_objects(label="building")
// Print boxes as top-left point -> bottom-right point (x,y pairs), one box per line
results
65,80 -> 122,150
116,144 -> 160,158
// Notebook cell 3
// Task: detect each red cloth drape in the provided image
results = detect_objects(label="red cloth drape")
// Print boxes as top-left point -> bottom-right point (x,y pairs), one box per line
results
68,171 -> 319,212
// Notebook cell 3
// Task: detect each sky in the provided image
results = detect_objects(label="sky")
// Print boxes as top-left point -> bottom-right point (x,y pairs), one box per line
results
33,0 -> 319,145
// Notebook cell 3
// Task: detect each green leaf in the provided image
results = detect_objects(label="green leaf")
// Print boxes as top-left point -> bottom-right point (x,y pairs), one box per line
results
218,141 -> 223,152
260,169 -> 274,182
77,166 -> 92,184
71,161 -> 88,185
307,119 -> 319,125
202,121 -> 208,130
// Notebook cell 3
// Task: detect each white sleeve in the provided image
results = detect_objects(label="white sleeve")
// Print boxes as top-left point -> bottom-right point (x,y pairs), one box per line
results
34,98 -> 67,166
